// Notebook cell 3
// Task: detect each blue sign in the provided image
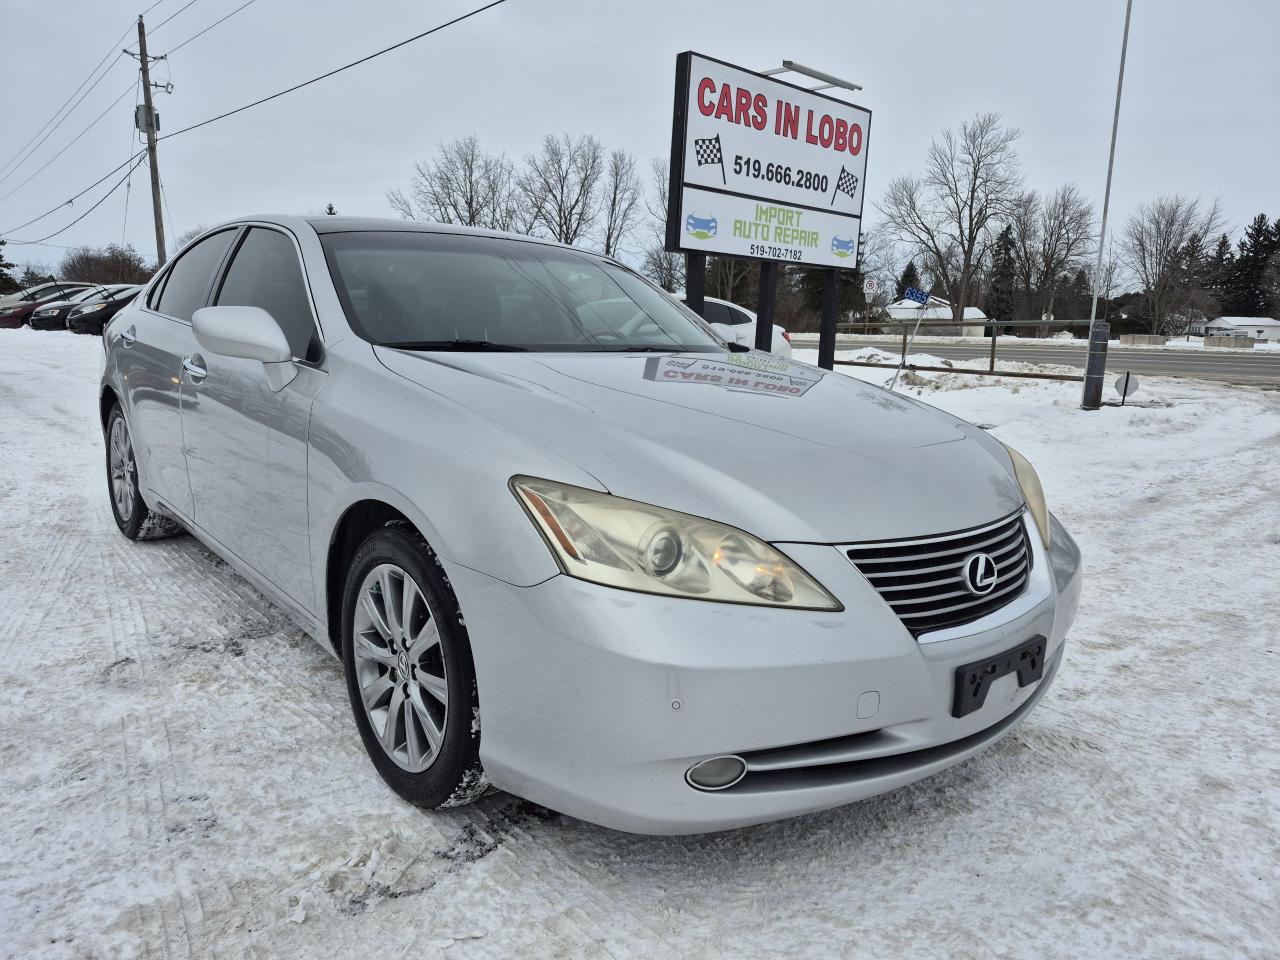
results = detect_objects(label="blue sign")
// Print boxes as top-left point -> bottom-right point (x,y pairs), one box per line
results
903,286 -> 930,305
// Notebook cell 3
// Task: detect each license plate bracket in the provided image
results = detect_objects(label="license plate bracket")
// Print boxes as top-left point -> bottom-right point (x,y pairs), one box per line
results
952,636 -> 1046,718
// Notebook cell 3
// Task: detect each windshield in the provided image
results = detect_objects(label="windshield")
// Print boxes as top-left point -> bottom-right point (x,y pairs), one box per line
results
321,231 -> 722,353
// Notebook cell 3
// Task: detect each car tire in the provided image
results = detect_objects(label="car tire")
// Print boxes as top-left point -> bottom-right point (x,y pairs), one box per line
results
105,403 -> 183,541
341,523 -> 487,809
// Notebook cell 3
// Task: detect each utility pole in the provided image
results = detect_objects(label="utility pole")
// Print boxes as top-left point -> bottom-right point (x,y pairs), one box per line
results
136,15 -> 167,267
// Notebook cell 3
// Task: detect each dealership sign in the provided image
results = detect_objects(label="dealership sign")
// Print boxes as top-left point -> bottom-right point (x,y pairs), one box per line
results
665,52 -> 872,269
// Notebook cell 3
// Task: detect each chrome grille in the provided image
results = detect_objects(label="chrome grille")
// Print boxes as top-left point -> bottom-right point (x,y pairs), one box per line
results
844,512 -> 1031,637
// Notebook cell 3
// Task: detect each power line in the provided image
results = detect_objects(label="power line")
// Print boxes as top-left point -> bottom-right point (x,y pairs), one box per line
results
157,0 -> 510,142
152,0 -> 204,33
163,0 -> 258,56
6,155 -> 147,246
0,22 -> 134,176
0,0 -> 512,239
0,82 -> 137,205
0,51 -> 130,187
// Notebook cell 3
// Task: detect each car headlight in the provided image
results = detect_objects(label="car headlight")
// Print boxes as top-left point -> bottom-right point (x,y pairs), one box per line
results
1002,443 -> 1050,548
0,305 -> 21,316
69,303 -> 106,318
512,477 -> 842,610
34,308 -> 59,317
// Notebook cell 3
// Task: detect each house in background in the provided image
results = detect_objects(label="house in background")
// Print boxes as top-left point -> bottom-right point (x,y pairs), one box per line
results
1187,316 -> 1280,341
885,295 -> 987,337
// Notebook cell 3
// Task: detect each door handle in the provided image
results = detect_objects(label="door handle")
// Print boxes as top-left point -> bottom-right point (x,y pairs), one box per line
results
182,356 -> 207,383
120,326 -> 136,347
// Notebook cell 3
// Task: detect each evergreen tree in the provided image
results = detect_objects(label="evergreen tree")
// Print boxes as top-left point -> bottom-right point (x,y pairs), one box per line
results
0,239 -> 18,295
325,203 -> 337,215
1203,233 -> 1235,315
895,260 -> 920,300
1230,213 -> 1278,315
983,225 -> 1017,327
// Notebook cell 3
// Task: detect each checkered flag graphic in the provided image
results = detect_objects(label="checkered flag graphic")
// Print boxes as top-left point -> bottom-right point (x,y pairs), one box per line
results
831,165 -> 859,206
693,134 -> 726,185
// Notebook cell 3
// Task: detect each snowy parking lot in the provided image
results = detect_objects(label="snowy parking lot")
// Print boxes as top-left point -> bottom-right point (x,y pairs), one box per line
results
3,329 -> 1278,959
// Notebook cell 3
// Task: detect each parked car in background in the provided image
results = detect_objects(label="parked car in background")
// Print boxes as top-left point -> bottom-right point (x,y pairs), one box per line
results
0,280 -> 94,305
679,294 -> 791,357
99,215 -> 1080,835
28,286 -> 117,330
66,285 -> 142,335
0,285 -> 96,328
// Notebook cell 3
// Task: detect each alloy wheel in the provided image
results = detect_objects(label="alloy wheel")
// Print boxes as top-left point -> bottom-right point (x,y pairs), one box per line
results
352,563 -> 449,773
109,417 -> 137,522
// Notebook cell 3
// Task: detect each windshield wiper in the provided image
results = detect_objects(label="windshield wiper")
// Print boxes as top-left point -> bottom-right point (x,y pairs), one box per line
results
378,339 -> 528,352
594,345 -> 687,353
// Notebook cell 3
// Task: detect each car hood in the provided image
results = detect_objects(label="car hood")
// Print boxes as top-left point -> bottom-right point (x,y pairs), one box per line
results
375,348 -> 1024,542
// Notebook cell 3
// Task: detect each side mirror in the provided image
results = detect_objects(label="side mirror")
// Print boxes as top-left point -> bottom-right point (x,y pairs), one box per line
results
192,305 -> 297,391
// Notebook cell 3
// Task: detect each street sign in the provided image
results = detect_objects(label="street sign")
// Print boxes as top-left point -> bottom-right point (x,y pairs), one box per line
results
903,286 -> 930,305
862,277 -> 878,295
1114,371 -> 1139,404
665,52 -> 872,269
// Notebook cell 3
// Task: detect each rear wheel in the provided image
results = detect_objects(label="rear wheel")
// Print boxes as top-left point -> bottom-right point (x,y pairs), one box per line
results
341,524 -> 486,808
105,403 -> 182,540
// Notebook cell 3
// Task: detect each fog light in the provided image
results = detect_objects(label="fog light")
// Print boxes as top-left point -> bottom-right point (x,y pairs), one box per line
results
685,755 -> 747,791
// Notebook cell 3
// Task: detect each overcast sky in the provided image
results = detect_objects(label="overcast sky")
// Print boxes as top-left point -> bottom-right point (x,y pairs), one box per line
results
2,0 -> 1277,270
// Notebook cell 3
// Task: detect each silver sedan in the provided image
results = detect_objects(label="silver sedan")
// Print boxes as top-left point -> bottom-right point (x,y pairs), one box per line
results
99,216 -> 1081,834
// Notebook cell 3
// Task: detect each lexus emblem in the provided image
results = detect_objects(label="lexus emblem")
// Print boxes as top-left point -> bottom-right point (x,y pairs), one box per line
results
962,552 -> 998,596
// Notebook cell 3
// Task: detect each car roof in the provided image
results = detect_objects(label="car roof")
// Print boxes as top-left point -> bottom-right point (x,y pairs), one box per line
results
206,215 -> 589,258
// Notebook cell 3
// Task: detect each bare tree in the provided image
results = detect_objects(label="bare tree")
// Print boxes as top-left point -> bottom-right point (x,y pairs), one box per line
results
517,134 -> 604,245
387,135 -> 517,231
59,244 -> 154,284
1120,195 -> 1224,335
878,112 -> 1022,324
1008,185 -> 1094,329
599,149 -> 641,258
640,158 -> 684,292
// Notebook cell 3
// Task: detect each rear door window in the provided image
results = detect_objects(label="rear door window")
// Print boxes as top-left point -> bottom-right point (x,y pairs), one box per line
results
156,229 -> 236,322
215,227 -> 320,362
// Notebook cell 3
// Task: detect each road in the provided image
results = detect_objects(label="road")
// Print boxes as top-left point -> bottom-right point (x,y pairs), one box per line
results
789,336 -> 1280,384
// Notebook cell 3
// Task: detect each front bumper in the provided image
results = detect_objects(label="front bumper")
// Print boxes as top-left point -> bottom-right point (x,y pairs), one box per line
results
450,513 -> 1081,834
28,313 -> 67,330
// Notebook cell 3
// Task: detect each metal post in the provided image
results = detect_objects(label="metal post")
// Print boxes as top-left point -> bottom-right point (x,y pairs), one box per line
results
989,323 -> 997,372
890,305 -> 926,390
1081,321 -> 1110,410
755,262 -> 778,351
818,268 -> 839,369
137,16 -> 167,267
686,253 -> 707,317
1081,0 -> 1132,408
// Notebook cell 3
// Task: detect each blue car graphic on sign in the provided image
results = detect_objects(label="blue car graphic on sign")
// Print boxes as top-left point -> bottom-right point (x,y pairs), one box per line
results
685,213 -> 718,240
831,236 -> 856,258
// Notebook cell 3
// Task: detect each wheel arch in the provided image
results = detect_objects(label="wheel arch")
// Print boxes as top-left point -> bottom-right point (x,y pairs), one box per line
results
99,384 -> 120,431
325,498 -> 429,657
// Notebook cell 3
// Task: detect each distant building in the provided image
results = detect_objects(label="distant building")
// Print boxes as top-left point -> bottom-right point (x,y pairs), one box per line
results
885,295 -> 987,337
1189,316 -> 1280,341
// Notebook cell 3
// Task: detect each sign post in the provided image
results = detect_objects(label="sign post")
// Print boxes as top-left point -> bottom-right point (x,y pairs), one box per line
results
665,52 -> 871,364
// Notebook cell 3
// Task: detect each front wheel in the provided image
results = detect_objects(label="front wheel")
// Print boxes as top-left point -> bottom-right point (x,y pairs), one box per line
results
341,524 -> 486,808
105,403 -> 182,541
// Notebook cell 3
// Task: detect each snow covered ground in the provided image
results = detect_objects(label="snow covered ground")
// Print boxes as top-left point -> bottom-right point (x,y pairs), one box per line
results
3,328 -> 1279,959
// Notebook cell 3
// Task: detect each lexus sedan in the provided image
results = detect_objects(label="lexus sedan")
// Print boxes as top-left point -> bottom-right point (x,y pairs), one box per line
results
99,216 -> 1081,834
